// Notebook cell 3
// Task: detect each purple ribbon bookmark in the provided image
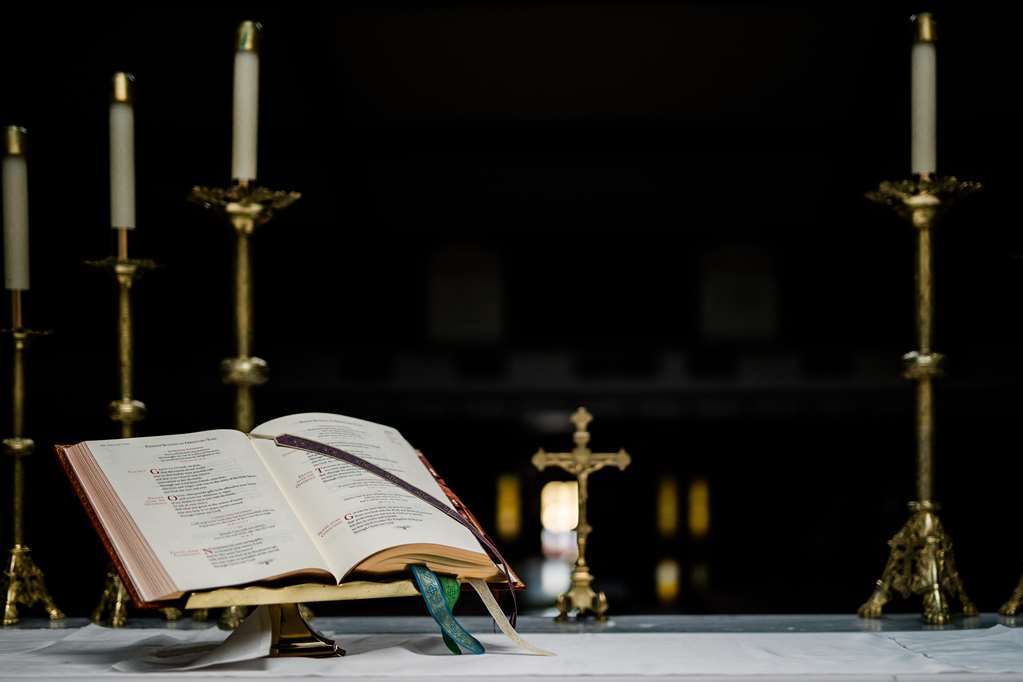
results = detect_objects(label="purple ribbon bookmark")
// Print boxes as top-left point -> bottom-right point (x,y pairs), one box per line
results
273,433 -> 518,626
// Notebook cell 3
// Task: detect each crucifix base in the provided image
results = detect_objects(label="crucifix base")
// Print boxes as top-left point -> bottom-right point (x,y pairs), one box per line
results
555,560 -> 608,622
858,501 -> 976,625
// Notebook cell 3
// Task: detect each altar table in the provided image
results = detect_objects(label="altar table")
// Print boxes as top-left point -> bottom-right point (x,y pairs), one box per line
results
3,614 -> 1023,680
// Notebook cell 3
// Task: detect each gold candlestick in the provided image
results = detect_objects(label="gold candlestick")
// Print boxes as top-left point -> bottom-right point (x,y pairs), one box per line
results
857,176 -> 979,625
86,229 -> 181,627
1,290 -> 63,625
190,183 -> 299,434
190,182 -> 299,629
532,407 -> 631,621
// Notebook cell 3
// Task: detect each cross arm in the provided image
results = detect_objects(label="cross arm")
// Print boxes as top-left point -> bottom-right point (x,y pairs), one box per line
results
532,449 -> 578,472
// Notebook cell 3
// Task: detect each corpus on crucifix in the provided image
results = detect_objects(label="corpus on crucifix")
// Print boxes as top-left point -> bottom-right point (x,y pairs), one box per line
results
532,407 -> 631,621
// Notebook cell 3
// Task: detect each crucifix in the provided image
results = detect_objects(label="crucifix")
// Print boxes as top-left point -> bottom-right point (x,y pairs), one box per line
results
532,407 -> 631,621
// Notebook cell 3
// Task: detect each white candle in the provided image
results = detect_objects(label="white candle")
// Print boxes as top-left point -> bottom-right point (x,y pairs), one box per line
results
232,21 -> 260,182
911,13 -> 937,176
2,127 -> 29,291
110,72 -> 136,229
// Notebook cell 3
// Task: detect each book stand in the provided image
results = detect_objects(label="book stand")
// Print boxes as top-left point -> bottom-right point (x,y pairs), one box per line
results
184,579 -> 421,658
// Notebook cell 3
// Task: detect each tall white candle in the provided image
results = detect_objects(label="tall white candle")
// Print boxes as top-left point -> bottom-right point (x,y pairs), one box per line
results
911,13 -> 937,176
232,21 -> 261,182
2,127 -> 29,291
110,72 -> 136,229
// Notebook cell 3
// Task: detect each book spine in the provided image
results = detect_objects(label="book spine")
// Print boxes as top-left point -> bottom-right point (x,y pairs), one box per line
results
416,450 -> 525,589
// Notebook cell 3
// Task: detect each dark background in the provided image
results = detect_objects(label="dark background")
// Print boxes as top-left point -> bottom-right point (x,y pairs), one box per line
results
1,2 -> 1021,618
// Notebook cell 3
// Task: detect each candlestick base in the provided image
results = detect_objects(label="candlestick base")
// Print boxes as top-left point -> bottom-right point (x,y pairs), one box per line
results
999,574 -> 1023,616
2,545 -> 63,625
218,605 -> 250,630
858,501 -> 976,625
91,570 -> 130,627
160,606 -> 185,621
91,568 -> 182,627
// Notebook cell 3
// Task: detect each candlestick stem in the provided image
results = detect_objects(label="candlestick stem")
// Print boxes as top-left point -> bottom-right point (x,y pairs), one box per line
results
12,469 -> 23,552
233,220 -> 255,430
11,304 -> 25,545
12,327 -> 25,442
115,265 -> 137,438
858,176 -> 979,624
915,224 -> 934,503
1,290 -> 63,625
190,183 -> 298,437
236,226 -> 252,360
87,233 -> 173,626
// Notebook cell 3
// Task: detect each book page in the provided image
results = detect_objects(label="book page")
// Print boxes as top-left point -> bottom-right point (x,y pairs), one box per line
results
250,413 -> 485,579
84,429 -> 330,595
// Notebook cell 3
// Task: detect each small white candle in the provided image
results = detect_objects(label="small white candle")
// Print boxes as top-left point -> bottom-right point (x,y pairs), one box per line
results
232,21 -> 260,182
2,127 -> 29,291
911,13 -> 937,176
110,72 -> 136,229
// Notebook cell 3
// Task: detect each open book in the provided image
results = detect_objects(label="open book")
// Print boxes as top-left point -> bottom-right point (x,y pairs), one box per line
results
57,413 -> 511,607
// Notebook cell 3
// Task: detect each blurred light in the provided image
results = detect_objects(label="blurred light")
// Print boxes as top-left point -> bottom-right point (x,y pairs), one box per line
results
540,559 -> 572,598
496,474 -> 522,540
541,528 -> 578,561
526,409 -> 576,434
541,480 -> 578,532
688,478 -> 710,540
656,559 -> 681,604
657,477 -> 679,538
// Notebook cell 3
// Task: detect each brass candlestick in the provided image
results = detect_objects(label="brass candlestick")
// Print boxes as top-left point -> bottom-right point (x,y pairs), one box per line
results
857,176 -> 979,625
86,229 -> 181,627
532,407 -> 630,621
190,183 -> 299,434
1,290 -> 63,625
190,182 -> 299,629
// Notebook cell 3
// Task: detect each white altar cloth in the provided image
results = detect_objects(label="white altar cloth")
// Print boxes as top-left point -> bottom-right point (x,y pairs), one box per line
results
4,621 -> 1023,680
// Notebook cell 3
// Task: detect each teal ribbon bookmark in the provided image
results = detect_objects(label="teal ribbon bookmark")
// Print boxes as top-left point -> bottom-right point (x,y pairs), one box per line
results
410,565 -> 484,655
439,575 -> 462,654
